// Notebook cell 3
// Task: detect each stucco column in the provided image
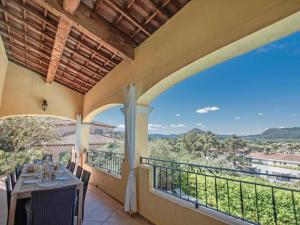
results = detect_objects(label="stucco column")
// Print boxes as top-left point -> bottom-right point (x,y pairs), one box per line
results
135,105 -> 153,164
80,123 -> 91,151
78,123 -> 91,165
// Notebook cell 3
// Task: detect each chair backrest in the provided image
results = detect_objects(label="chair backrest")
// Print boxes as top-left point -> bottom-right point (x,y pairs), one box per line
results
29,185 -> 77,225
15,164 -> 22,180
69,162 -> 76,173
42,154 -> 53,162
66,160 -> 71,169
81,170 -> 91,200
10,172 -> 16,189
5,176 -> 11,213
75,166 -> 83,179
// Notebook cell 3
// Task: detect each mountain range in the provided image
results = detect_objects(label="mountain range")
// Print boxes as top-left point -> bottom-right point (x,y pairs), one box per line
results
148,127 -> 300,140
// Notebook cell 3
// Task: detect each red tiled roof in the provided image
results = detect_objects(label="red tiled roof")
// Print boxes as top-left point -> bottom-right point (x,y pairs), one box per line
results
43,133 -> 116,146
249,152 -> 300,162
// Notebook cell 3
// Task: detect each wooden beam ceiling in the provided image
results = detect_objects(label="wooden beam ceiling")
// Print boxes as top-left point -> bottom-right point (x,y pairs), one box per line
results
31,0 -> 134,60
46,18 -> 71,84
0,0 -> 189,94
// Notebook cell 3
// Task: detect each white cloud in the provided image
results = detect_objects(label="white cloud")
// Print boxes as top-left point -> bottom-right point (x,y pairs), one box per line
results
265,128 -> 269,130
292,113 -> 297,117
170,123 -> 185,128
196,106 -> 220,114
149,124 -> 162,128
148,124 -> 162,131
234,116 -> 241,120
176,113 -> 180,117
279,126 -> 285,129
118,124 -> 125,130
258,112 -> 263,116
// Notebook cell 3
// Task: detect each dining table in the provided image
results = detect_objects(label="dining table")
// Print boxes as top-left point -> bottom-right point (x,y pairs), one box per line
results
8,163 -> 84,225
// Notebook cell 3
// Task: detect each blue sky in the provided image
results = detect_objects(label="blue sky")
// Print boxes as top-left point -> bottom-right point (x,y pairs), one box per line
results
95,31 -> 300,135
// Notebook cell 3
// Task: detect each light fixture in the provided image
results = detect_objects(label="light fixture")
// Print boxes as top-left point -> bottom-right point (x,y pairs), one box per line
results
42,100 -> 48,111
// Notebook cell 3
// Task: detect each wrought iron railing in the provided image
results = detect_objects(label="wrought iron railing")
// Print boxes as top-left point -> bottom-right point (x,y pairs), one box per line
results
140,157 -> 300,225
87,149 -> 125,175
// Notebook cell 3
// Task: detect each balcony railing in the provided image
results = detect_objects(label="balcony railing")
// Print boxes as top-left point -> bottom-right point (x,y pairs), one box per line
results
86,149 -> 125,175
140,157 -> 300,225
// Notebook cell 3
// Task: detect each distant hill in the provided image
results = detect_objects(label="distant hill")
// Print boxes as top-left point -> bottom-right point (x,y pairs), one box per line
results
148,127 -> 300,141
149,133 -> 178,140
149,128 -> 205,140
259,127 -> 300,139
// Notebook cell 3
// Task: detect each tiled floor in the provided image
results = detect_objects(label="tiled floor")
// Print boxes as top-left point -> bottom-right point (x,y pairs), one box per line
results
0,178 -> 152,225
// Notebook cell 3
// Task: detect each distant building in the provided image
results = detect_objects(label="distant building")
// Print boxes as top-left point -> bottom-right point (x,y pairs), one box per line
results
248,152 -> 300,167
41,121 -> 117,161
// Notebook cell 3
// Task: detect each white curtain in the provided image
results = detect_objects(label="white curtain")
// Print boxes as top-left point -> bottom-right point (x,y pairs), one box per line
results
74,114 -> 81,164
124,83 -> 137,213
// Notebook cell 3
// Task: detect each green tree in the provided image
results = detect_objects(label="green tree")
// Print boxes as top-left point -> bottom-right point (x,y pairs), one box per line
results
224,135 -> 247,166
0,117 -> 60,152
198,131 -> 219,158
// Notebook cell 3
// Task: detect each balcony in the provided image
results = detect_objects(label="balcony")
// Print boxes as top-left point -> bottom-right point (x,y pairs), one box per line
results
1,0 -> 300,225
80,149 -> 300,225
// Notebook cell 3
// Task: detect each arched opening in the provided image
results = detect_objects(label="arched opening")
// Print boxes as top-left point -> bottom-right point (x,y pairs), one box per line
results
141,30 -> 300,224
84,104 -> 125,176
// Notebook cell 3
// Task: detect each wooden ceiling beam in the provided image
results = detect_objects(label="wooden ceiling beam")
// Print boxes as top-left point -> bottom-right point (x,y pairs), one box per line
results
46,18 -> 71,84
0,9 -> 55,44
61,58 -> 103,81
1,25 -> 104,83
0,22 -> 53,52
63,45 -> 109,73
99,0 -> 151,36
66,36 -> 118,66
31,0 -> 134,60
6,47 -> 88,94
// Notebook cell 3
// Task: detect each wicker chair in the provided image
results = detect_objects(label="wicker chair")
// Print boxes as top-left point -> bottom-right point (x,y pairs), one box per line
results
28,185 -> 77,225
75,166 -> 83,179
5,176 -> 11,216
69,162 -> 76,173
6,175 -> 28,225
15,164 -> 22,180
66,160 -> 71,170
10,172 -> 16,189
80,170 -> 91,219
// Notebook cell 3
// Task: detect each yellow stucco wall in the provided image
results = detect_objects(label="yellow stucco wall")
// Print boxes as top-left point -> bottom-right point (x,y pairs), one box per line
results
83,0 -> 300,121
0,62 -> 84,120
0,36 -> 8,111
138,165 -> 226,225
82,153 -> 127,203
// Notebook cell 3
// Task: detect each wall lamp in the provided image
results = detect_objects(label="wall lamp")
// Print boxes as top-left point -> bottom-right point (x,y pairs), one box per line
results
42,100 -> 48,111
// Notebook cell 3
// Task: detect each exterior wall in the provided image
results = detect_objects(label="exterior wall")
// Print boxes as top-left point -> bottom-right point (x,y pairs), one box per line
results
138,165 -> 226,225
45,145 -> 73,162
83,0 -> 300,121
0,62 -> 84,120
82,153 -> 127,203
0,36 -> 8,111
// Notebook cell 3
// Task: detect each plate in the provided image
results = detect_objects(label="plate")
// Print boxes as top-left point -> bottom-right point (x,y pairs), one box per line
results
56,176 -> 69,181
23,179 -> 40,184
38,181 -> 58,188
